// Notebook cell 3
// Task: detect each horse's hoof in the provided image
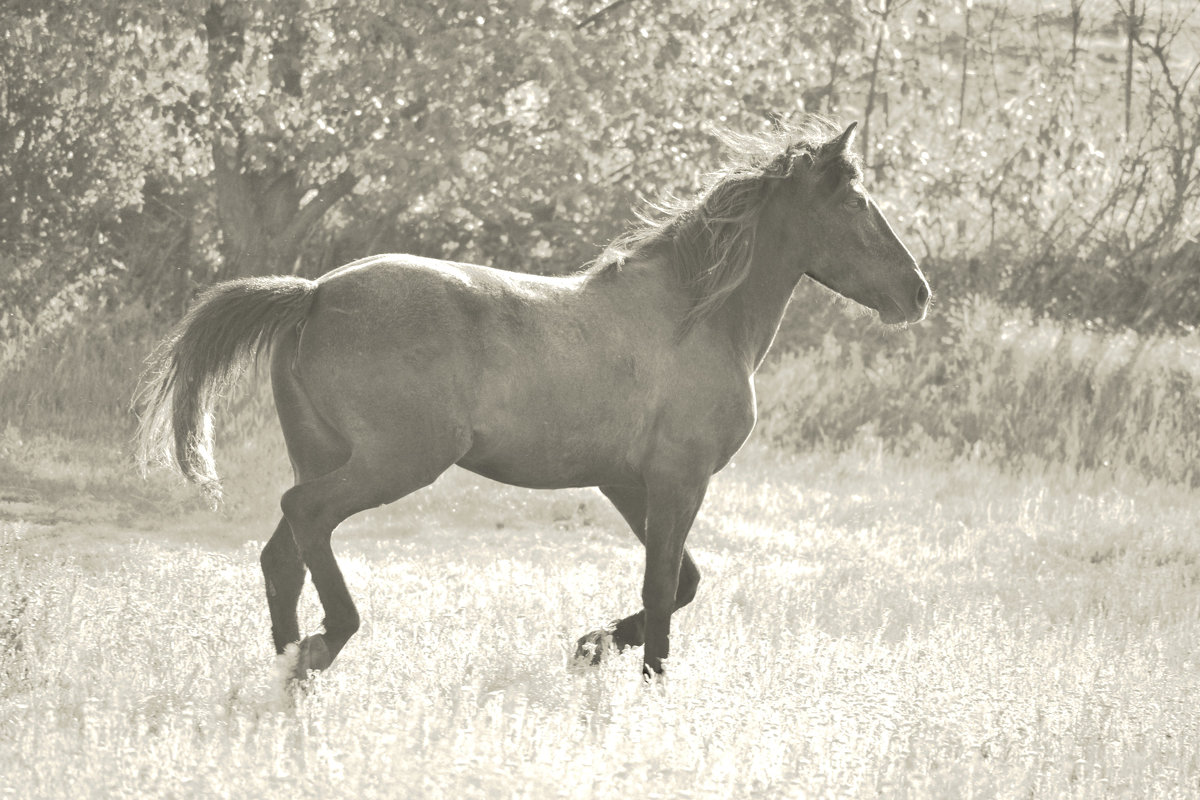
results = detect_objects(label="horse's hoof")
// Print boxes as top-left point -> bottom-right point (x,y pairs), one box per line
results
293,634 -> 332,679
642,658 -> 666,682
573,627 -> 617,666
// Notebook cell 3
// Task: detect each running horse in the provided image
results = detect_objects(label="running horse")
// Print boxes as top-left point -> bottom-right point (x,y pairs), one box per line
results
136,121 -> 930,680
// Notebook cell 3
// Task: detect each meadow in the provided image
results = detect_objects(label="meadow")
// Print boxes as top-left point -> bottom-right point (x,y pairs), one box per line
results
3,419 -> 1200,798
4,292 -> 1200,798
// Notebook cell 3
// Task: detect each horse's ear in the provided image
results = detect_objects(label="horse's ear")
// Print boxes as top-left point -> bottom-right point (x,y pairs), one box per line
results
827,122 -> 858,155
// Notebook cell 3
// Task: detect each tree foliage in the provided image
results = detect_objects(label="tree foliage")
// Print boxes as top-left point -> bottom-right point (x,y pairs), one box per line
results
0,1 -> 182,337
3,0 -> 1199,348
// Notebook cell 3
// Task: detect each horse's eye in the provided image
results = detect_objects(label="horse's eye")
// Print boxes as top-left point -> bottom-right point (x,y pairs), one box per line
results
844,196 -> 868,211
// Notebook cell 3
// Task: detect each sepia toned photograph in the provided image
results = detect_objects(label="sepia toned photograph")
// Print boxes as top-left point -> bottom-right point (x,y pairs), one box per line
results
2,1 -> 1199,796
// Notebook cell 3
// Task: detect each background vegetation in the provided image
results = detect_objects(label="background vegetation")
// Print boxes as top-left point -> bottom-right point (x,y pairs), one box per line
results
3,0 -> 1200,473
3,0 -> 1199,331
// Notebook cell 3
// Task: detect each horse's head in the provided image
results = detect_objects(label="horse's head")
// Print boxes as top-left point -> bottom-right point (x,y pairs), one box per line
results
773,122 -> 930,325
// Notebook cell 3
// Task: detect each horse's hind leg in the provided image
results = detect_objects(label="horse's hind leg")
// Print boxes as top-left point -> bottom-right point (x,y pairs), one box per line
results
280,440 -> 466,679
574,484 -> 702,665
261,517 -> 305,654
264,328 -> 351,665
279,461 -> 384,678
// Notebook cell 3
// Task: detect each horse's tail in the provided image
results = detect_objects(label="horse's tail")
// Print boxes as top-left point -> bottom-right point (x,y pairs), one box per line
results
134,276 -> 319,501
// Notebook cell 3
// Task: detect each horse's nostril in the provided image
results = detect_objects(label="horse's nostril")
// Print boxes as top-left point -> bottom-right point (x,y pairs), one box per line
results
916,282 -> 930,308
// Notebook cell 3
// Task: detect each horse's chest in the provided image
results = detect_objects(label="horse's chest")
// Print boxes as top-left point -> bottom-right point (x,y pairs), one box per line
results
650,374 -> 756,472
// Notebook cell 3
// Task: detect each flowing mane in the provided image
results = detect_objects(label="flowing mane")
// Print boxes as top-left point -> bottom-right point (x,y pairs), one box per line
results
590,118 -> 864,328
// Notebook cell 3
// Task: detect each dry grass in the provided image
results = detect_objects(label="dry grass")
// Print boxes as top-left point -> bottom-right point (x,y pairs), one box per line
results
2,441 -> 1199,799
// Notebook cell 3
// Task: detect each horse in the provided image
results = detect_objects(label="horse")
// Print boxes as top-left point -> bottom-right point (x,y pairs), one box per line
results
136,120 -> 930,681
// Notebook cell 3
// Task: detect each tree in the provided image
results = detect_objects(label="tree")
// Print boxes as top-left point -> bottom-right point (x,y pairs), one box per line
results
9,0 -> 1194,334
0,1 -> 184,337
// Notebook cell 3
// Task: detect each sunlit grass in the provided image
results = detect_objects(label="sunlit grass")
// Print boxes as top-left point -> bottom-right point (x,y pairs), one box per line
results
3,442 -> 1199,798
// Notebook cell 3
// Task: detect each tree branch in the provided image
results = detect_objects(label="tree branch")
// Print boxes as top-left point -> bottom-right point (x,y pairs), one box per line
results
280,169 -> 358,252
577,0 -> 636,30
397,95 -> 429,121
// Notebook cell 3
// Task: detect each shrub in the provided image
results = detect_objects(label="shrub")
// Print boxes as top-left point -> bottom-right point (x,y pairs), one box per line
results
758,295 -> 1200,486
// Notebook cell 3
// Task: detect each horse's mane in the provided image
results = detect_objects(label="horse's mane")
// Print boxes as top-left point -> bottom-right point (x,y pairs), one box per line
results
589,117 -> 863,329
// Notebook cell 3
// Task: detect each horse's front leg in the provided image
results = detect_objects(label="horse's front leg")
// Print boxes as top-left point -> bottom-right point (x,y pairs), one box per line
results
575,484 -> 702,664
640,473 -> 709,678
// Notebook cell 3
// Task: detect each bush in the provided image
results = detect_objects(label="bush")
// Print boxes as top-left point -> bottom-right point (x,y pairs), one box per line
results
758,295 -> 1200,487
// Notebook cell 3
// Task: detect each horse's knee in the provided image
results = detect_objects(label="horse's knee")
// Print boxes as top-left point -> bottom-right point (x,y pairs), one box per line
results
261,524 -> 294,561
325,607 -> 360,640
642,580 -> 677,618
675,559 -> 700,608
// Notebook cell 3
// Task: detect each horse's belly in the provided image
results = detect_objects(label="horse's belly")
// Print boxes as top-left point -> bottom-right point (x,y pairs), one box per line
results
458,459 -> 625,490
458,421 -> 640,490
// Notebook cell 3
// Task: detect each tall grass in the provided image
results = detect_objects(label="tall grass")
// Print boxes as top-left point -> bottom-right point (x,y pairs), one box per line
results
0,305 -> 157,442
0,304 -> 283,522
760,295 -> 1200,487
3,278 -> 1200,798
3,445 -> 1200,798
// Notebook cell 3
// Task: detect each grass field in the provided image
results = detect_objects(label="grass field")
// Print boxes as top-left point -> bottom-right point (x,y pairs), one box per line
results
3,439 -> 1199,798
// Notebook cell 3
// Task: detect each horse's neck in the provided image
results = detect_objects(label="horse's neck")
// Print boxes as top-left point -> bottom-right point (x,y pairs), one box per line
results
715,236 -> 803,372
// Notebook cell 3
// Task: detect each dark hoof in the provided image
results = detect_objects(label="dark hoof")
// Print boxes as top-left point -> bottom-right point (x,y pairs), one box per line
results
642,658 -> 666,682
573,626 -> 624,666
292,634 -> 332,680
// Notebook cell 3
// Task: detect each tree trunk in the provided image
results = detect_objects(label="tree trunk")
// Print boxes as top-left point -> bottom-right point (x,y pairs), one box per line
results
1123,0 -> 1138,137
211,146 -> 355,277
862,0 -> 891,177
1068,0 -> 1084,66
958,0 -> 972,129
204,1 -> 356,280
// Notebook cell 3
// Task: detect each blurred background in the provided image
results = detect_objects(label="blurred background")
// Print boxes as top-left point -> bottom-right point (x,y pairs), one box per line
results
2,0 -> 1199,501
